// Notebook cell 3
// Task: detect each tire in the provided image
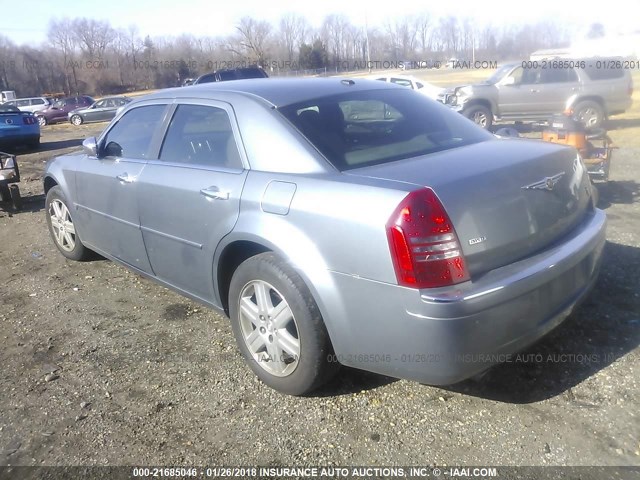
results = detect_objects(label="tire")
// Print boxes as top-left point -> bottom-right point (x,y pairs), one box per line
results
9,184 -> 21,211
37,116 -> 47,126
463,104 -> 493,129
45,186 -> 91,261
0,185 -> 10,203
228,252 -> 338,395
29,137 -> 40,150
572,100 -> 605,129
70,115 -> 83,126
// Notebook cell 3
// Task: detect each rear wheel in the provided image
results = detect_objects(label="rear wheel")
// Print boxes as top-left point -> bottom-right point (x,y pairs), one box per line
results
45,186 -> 91,261
228,252 -> 338,395
573,100 -> 605,129
463,105 -> 493,129
70,115 -> 83,126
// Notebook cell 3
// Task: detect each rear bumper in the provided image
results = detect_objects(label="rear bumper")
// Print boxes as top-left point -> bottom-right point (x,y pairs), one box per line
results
321,208 -> 607,385
0,133 -> 39,146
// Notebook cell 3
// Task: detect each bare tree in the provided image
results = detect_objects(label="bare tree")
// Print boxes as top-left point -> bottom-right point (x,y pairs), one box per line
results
280,13 -> 309,62
385,16 -> 418,59
48,18 -> 79,94
233,16 -> 272,65
438,16 -> 460,56
321,14 -> 350,66
72,18 -> 116,60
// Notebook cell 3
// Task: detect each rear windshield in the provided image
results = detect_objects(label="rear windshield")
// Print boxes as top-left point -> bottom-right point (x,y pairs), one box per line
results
279,88 -> 492,170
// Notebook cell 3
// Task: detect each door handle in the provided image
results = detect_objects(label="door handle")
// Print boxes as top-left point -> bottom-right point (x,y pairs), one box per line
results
116,173 -> 135,183
200,186 -> 230,200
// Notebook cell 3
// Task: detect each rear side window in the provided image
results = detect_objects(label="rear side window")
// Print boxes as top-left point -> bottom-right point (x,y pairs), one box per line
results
159,104 -> 242,169
196,73 -> 217,84
32,98 -> 45,105
280,89 -> 493,170
540,68 -> 578,83
102,105 -> 166,159
581,64 -> 625,80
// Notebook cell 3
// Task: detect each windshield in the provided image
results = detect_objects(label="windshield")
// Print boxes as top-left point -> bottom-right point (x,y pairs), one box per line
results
279,89 -> 493,171
484,64 -> 515,84
0,104 -> 19,113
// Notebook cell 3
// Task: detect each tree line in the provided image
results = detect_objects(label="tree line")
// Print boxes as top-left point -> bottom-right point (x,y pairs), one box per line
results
0,14 -> 579,97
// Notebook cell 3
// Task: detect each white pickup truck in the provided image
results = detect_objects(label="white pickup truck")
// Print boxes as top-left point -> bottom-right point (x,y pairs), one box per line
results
1,91 -> 16,103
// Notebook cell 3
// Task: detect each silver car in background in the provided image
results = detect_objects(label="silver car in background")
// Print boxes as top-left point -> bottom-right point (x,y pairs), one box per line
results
43,78 -> 606,395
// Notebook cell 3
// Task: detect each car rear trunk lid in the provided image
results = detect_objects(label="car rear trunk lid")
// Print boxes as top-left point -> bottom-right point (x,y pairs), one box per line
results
345,138 -> 594,277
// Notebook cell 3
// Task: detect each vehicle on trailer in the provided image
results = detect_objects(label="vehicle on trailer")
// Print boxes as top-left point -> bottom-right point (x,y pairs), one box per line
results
0,151 -> 22,210
43,78 -> 605,395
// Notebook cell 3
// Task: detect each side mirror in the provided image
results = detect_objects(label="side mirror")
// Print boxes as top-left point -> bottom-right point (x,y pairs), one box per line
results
503,76 -> 516,86
82,137 -> 98,157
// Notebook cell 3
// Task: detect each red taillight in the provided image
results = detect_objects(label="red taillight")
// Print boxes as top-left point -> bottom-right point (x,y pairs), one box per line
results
386,188 -> 470,289
23,116 -> 35,125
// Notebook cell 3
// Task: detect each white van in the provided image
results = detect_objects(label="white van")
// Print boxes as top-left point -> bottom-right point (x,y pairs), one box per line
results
3,97 -> 52,113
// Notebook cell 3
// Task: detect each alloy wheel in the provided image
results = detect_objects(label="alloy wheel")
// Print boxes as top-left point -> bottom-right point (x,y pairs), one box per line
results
49,199 -> 76,252
238,280 -> 300,377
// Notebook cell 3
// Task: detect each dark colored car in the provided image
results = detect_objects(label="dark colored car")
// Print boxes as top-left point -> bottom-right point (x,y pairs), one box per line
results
35,96 -> 95,126
190,66 -> 268,85
0,103 -> 40,148
68,96 -> 132,126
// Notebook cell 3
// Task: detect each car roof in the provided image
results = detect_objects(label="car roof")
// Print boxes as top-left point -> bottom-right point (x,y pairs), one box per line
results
142,77 -> 395,107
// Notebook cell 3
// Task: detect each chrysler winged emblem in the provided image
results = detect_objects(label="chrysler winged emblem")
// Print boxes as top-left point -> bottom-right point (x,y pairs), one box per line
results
522,172 -> 565,191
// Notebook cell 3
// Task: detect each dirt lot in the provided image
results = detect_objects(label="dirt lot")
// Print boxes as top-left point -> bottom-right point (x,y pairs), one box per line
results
1,84 -> 639,470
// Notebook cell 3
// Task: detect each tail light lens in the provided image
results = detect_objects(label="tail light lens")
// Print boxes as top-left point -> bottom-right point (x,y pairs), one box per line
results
23,116 -> 36,125
386,188 -> 470,289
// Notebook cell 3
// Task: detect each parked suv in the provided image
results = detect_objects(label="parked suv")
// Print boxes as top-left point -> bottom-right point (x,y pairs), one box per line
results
3,97 -> 51,113
188,66 -> 268,86
440,58 -> 634,129
35,96 -> 95,126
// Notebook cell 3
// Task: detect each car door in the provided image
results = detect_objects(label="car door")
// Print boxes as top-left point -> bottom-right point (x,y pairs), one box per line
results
83,99 -> 107,122
496,66 -> 536,117
532,68 -> 580,115
136,100 -> 248,302
74,103 -> 169,272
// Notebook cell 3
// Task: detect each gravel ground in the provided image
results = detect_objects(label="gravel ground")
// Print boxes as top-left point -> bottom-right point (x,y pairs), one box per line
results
0,119 -> 639,469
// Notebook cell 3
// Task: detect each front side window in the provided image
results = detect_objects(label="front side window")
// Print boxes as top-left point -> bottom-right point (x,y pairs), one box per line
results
159,104 -> 242,169
101,105 -> 166,159
94,100 -> 107,108
280,89 -> 492,170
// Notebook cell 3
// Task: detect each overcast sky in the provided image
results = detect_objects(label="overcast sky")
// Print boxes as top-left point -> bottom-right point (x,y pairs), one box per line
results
3,0 -> 638,45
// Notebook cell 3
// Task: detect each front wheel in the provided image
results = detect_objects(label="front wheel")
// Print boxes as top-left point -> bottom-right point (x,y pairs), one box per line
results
45,186 -> 92,261
37,116 -> 47,126
228,252 -> 338,395
70,115 -> 83,126
463,105 -> 493,129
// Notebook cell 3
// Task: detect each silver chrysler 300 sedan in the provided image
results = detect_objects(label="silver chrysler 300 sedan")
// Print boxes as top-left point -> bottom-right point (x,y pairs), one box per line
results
43,78 -> 606,395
